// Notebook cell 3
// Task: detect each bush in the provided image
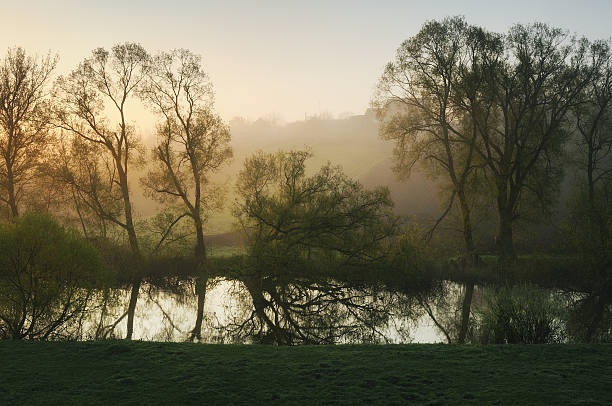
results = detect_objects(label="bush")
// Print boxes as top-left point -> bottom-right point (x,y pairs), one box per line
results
0,213 -> 106,340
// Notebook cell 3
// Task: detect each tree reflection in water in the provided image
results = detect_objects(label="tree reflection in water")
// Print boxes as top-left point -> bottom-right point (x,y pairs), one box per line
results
12,274 -> 612,344
222,274 -> 424,344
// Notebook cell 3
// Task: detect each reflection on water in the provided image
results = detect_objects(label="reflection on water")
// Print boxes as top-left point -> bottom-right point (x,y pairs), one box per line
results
73,275 -> 612,344
97,279 -> 429,344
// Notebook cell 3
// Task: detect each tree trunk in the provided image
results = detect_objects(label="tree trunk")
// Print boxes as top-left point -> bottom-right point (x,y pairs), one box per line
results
190,276 -> 208,341
124,237 -> 142,340
118,165 -> 141,340
190,216 -> 208,341
125,277 -> 141,340
457,189 -> 475,259
587,143 -> 607,248
496,189 -> 516,263
457,282 -> 474,344
6,165 -> 18,221
455,187 -> 476,344
497,216 -> 515,261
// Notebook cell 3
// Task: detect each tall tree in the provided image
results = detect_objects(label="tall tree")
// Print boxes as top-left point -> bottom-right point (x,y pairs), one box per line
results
374,17 -> 492,263
140,49 -> 232,341
475,24 -> 592,260
569,40 -> 612,255
374,18 -> 499,342
54,43 -> 149,339
232,148 -> 402,345
0,47 -> 56,220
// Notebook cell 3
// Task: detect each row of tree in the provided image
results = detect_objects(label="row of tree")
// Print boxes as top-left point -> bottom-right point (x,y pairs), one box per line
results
0,44 -> 232,339
374,17 -> 612,264
0,43 -> 403,341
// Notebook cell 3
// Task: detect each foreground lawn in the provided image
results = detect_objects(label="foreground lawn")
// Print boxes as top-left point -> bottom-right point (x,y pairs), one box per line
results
1,341 -> 610,405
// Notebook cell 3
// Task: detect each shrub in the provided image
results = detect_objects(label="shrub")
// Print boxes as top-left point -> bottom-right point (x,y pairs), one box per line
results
0,213 -> 106,340
474,284 -> 566,344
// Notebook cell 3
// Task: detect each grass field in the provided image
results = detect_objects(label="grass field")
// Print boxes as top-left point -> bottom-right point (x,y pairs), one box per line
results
1,341 -> 610,405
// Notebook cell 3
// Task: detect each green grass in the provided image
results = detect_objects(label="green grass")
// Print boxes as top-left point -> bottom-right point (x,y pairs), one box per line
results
1,342 -> 611,405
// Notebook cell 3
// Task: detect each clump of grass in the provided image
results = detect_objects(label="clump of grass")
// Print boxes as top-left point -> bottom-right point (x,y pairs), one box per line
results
474,284 -> 566,344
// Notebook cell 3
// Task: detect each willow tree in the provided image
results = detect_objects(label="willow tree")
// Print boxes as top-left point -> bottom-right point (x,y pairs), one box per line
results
54,43 -> 149,339
234,150 -> 401,343
140,49 -> 232,341
234,150 -> 399,273
0,48 -> 56,221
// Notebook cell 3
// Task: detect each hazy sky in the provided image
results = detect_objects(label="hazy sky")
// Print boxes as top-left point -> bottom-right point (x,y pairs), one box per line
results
1,1 -> 611,123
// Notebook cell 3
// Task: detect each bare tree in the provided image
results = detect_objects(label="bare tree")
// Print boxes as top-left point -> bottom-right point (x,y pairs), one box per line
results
54,43 -> 149,339
140,49 -> 232,341
0,47 -> 56,221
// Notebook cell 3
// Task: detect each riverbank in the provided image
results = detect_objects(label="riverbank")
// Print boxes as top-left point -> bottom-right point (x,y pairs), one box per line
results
1,341 -> 610,405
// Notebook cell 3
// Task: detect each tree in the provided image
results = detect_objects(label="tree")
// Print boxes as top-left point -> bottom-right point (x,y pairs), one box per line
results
140,49 -> 232,341
0,213 -> 105,339
374,18 -> 497,343
474,24 -> 592,260
54,43 -> 149,339
0,47 -> 56,221
233,150 -> 402,343
55,134 -> 125,240
235,150 -> 399,272
374,17 -> 495,263
568,40 -> 612,258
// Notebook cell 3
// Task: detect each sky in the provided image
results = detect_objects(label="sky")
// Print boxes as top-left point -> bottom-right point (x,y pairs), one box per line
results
1,0 -> 611,123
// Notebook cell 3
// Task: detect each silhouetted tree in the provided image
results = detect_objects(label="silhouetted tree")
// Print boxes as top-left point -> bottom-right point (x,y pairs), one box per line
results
568,40 -> 612,260
374,18 -> 497,341
235,150 -> 399,274
0,47 -> 56,221
475,24 -> 592,260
